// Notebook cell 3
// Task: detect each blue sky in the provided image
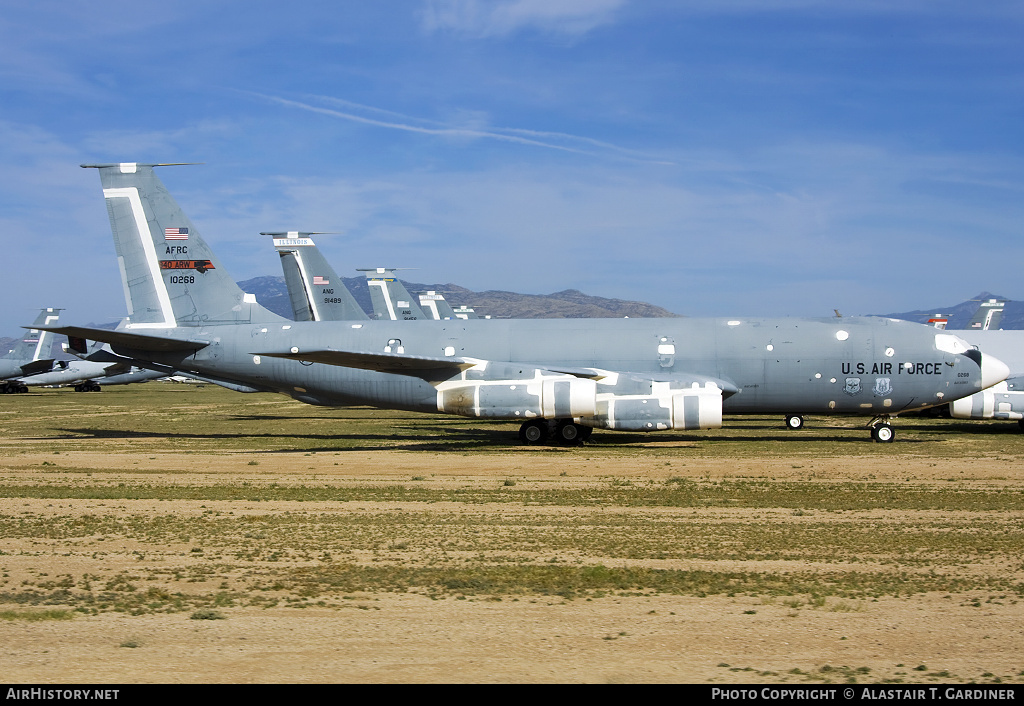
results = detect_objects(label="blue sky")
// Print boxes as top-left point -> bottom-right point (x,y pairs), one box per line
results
1,1 -> 1022,334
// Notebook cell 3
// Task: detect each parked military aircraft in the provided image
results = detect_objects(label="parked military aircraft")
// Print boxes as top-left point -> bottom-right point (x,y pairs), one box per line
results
271,231 -> 473,323
269,232 -> 368,322
1,308 -> 60,393
910,299 -> 1023,429
949,329 -> 1024,429
357,267 -> 428,321
418,291 -> 483,320
17,338 -> 164,391
40,164 -> 1011,444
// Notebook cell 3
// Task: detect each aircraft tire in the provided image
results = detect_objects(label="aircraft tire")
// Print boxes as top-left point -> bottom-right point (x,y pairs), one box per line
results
785,415 -> 804,430
871,424 -> 895,443
1018,419 -> 1024,432
89,383 -> 102,392
555,420 -> 584,445
74,385 -> 84,392
519,420 -> 548,445
18,385 -> 28,393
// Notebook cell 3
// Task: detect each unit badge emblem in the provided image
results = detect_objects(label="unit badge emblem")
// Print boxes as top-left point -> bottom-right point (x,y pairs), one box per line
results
873,377 -> 893,397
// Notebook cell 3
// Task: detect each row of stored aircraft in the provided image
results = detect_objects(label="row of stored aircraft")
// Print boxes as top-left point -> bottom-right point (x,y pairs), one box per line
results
13,233 -> 1021,430
9,163 -> 1020,444
0,310 -> 165,393
1,237 -> 477,393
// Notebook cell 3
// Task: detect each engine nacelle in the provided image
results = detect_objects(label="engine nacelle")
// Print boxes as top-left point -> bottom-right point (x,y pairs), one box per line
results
437,375 -> 597,419
950,383 -> 1024,420
581,383 -> 724,431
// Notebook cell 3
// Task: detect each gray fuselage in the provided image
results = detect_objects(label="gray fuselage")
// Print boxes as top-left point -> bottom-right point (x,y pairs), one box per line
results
111,314 -> 984,418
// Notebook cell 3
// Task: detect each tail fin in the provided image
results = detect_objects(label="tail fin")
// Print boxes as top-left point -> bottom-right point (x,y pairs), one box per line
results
5,308 -> 61,361
452,304 -> 481,320
417,291 -> 458,320
965,299 -> 1005,331
84,163 -> 284,328
357,267 -> 427,320
268,233 -> 368,322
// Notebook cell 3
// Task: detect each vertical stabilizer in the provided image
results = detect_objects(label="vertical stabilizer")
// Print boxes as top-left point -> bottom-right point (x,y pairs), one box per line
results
6,308 -> 61,361
84,163 -> 284,328
417,291 -> 459,320
268,233 -> 368,322
452,305 -> 480,320
965,299 -> 1005,331
358,267 -> 426,320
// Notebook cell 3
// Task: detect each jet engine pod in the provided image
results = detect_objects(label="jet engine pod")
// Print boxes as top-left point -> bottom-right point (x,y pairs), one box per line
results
582,384 -> 724,432
436,375 -> 598,419
950,383 -> 1024,420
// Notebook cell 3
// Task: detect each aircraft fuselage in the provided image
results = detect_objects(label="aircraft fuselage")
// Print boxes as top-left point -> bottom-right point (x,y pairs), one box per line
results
110,315 -> 982,418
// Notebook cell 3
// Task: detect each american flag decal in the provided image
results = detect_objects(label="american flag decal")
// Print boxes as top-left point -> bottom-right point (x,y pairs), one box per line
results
313,276 -> 329,285
165,227 -> 189,240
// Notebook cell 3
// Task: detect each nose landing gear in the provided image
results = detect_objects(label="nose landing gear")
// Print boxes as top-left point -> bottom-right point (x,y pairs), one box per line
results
868,416 -> 895,443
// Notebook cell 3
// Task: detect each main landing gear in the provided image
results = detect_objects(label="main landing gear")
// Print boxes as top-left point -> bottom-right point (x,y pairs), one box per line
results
74,382 -> 102,392
518,419 -> 593,446
868,415 -> 895,443
1,382 -> 29,393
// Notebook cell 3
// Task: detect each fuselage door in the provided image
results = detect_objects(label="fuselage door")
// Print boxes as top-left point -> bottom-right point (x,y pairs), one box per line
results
658,336 -> 676,368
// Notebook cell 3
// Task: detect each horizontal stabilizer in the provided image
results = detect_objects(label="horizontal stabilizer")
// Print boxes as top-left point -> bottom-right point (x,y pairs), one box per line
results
256,348 -> 475,378
35,326 -> 209,354
99,361 -> 133,377
18,359 -> 56,376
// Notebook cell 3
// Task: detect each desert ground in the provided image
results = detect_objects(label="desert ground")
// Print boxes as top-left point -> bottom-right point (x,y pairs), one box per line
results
1,384 -> 1022,684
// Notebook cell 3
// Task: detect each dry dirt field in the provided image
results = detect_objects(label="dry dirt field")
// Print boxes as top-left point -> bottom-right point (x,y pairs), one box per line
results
1,384 -> 1023,684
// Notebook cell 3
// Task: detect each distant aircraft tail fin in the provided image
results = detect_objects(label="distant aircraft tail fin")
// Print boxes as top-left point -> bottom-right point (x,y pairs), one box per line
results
6,308 -> 61,362
417,291 -> 459,320
83,163 -> 284,328
965,299 -> 1005,331
358,267 -> 427,320
268,233 -> 368,322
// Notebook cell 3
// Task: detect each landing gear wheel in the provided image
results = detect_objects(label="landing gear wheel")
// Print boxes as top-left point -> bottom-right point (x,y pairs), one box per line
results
519,420 -> 548,445
1018,419 -> 1024,432
88,382 -> 101,392
785,415 -> 804,430
871,423 -> 895,443
555,420 -> 585,445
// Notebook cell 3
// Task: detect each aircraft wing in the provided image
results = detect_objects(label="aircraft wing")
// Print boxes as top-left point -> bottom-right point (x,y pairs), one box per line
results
35,326 -> 210,355
255,347 -> 740,397
255,347 -> 476,378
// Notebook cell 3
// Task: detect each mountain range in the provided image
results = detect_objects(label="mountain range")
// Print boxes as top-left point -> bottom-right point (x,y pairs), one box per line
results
238,275 -> 679,320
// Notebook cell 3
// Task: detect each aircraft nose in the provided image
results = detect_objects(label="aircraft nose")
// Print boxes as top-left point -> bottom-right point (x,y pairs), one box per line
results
980,352 -> 1010,390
